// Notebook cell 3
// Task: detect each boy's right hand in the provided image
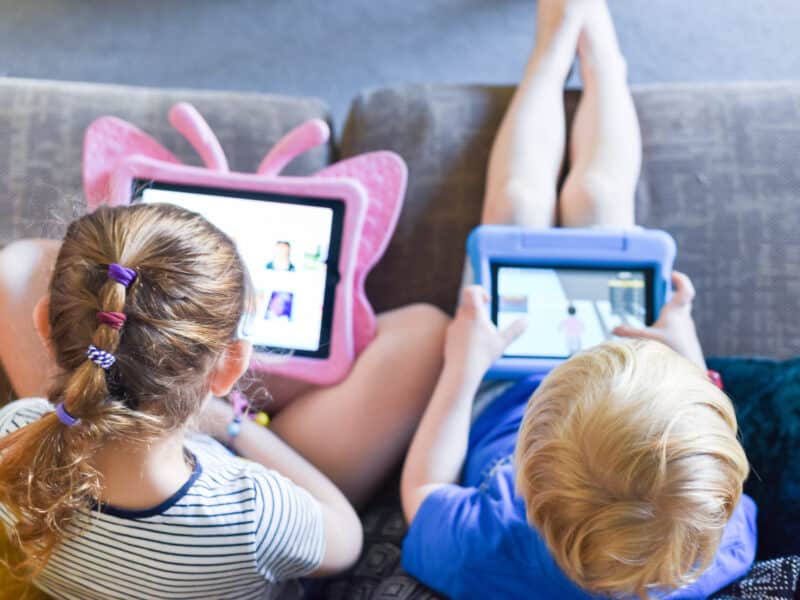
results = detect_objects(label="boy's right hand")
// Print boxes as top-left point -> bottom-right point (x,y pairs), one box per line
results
613,271 -> 706,369
445,286 -> 527,379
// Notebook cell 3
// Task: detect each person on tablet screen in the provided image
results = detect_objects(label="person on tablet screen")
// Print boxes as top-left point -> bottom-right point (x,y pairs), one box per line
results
400,1 -> 756,599
266,290 -> 294,321
266,240 -> 296,271
559,304 -> 584,353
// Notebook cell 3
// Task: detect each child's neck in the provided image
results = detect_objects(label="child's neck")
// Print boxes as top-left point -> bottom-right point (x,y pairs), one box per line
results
91,428 -> 194,511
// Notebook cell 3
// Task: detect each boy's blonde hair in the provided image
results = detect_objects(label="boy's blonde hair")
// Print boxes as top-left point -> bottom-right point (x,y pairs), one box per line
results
514,339 -> 748,599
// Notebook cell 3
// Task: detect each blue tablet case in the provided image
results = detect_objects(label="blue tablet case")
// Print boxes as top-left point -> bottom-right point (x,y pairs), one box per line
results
467,226 -> 676,378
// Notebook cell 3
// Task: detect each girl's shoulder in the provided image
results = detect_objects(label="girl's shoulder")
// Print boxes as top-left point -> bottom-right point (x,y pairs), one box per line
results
179,433 -> 326,577
184,432 -> 321,510
0,397 -> 52,437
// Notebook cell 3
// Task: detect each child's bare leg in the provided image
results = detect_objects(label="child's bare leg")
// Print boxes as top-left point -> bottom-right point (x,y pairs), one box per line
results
0,239 -> 60,399
559,1 -> 641,227
481,0 -> 583,227
270,304 -> 448,508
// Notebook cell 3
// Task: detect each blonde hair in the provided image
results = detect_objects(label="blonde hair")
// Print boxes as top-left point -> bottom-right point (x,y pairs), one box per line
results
0,203 -> 248,577
514,339 -> 749,599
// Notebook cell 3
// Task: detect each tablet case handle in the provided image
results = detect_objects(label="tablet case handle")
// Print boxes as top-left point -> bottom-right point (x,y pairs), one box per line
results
83,103 -> 231,210
257,119 -> 330,177
168,103 -> 229,172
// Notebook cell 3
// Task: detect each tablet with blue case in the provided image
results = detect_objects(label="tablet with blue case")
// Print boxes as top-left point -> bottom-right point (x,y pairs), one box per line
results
467,226 -> 676,378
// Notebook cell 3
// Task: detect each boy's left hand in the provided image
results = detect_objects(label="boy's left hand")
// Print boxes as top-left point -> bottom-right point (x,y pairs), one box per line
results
445,286 -> 527,379
613,271 -> 706,369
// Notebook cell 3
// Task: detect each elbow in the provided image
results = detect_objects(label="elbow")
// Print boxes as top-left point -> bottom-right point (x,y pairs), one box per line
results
401,475 -> 441,525
339,503 -> 363,570
400,466 -> 419,524
316,501 -> 363,576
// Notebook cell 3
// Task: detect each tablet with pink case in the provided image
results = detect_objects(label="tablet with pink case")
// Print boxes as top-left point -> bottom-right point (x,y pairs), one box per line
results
83,103 -> 406,385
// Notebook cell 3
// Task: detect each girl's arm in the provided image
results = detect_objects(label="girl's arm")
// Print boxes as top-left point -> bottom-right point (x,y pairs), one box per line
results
198,398 -> 362,576
400,287 -> 526,522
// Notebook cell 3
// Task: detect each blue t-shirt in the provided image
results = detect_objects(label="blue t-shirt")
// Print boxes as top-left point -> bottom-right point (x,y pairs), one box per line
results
402,376 -> 757,600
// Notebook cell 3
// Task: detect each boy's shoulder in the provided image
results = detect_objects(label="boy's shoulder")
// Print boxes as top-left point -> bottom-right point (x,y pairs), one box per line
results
402,478 -> 594,600
402,475 -> 757,600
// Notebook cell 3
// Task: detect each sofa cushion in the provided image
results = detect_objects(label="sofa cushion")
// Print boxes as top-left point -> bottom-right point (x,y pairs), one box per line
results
340,82 -> 800,359
0,76 -> 333,247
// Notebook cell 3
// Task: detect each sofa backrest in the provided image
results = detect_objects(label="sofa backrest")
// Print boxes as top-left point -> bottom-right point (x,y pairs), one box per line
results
1,77 -> 798,360
0,77 -> 333,245
342,82 -> 800,359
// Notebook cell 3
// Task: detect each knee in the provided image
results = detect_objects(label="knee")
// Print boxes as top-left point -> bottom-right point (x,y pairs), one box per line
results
0,239 -> 53,270
559,171 -> 634,228
398,303 -> 449,337
505,178 -> 557,229
0,240 -> 38,290
379,303 -> 449,347
0,239 -> 57,302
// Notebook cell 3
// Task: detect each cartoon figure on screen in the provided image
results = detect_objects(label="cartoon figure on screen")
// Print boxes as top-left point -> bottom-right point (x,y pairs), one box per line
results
266,291 -> 294,321
266,241 -> 296,272
559,304 -> 584,354
82,101 -> 410,385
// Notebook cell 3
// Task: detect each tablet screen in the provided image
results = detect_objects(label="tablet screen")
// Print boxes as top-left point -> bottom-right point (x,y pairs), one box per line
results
491,263 -> 654,359
134,181 -> 344,358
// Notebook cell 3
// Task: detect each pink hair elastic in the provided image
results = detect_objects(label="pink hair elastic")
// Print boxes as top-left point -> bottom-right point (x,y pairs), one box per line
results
55,402 -> 80,427
97,311 -> 127,329
108,263 -> 137,288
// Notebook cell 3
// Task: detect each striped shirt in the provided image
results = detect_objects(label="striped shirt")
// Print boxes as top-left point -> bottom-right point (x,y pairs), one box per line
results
0,398 -> 326,600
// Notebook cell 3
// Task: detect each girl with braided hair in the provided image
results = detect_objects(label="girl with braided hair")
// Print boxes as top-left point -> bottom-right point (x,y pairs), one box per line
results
0,202 -> 447,599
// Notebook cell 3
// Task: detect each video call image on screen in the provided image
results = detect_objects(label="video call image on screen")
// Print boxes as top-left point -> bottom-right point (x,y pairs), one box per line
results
140,187 -> 335,353
494,265 -> 649,359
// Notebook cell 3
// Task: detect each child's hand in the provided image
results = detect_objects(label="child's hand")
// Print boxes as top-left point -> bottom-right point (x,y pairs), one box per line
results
445,286 -> 527,379
613,271 -> 706,369
196,396 -> 235,441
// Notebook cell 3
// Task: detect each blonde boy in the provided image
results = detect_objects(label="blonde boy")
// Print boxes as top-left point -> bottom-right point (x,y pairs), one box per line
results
401,1 -> 755,597
401,285 -> 755,600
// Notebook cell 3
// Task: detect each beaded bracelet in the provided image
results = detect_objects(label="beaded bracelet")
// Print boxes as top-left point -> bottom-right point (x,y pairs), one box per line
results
226,391 -> 270,441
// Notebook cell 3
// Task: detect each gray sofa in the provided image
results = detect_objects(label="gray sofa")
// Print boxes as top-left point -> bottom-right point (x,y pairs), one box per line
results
1,77 -> 799,598
3,77 -> 798,366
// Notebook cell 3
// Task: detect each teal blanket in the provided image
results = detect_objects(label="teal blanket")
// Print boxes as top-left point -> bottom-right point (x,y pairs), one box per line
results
708,357 -> 800,559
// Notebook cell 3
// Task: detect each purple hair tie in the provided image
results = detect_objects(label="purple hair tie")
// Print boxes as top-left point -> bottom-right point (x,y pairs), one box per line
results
87,344 -> 116,369
55,402 -> 80,427
108,263 -> 137,288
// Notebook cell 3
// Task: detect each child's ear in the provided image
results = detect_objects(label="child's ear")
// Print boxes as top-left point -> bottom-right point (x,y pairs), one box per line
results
210,340 -> 253,397
32,295 -> 55,359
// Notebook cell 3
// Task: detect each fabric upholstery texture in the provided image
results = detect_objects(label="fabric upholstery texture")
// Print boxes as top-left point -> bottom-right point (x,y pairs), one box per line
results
0,77 -> 333,247
341,81 -> 800,360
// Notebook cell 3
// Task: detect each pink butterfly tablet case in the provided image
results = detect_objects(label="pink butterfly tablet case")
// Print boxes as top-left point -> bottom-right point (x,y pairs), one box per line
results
83,102 -> 406,385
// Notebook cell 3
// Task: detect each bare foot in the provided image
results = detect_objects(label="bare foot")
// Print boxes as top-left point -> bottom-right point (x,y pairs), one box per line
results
529,0 -> 586,79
